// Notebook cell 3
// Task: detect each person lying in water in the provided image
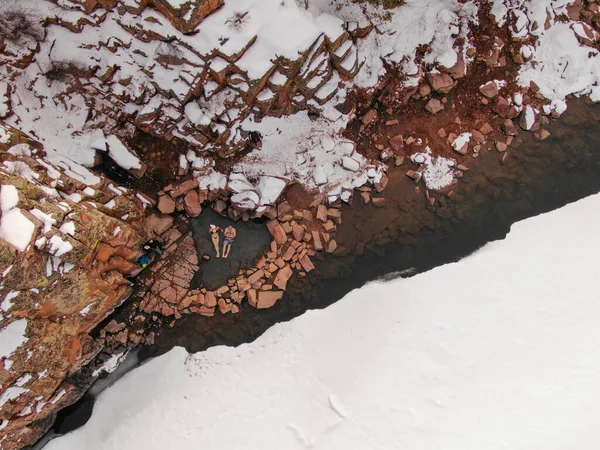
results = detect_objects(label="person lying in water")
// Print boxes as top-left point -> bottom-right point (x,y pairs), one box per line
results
222,225 -> 237,259
209,224 -> 221,258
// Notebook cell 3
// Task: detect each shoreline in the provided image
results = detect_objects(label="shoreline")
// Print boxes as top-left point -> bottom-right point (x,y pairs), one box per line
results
39,96 -> 600,446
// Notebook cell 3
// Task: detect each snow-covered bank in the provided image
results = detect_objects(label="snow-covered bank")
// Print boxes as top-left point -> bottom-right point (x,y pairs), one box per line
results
48,192 -> 600,450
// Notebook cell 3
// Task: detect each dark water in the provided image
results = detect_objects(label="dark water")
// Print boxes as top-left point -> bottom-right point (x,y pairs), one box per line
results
35,98 -> 600,447
190,208 -> 272,290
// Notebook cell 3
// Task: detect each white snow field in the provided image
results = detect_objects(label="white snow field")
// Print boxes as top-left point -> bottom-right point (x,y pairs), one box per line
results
48,193 -> 600,450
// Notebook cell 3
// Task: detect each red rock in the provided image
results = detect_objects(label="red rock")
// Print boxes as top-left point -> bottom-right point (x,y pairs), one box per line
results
372,197 -> 386,207
157,194 -> 175,214
266,220 -> 287,245
257,290 -> 284,309
274,265 -> 293,290
425,98 -> 444,115
496,141 -> 508,152
361,109 -> 378,126
323,220 -> 336,232
218,298 -> 232,314
502,119 -> 519,136
205,291 -> 217,307
327,208 -> 342,224
385,119 -> 399,126
213,199 -> 227,214
316,204 -> 328,222
282,245 -> 296,261
374,174 -> 389,193
419,84 -> 431,97
471,130 -> 485,144
493,96 -> 511,118
326,239 -> 338,254
199,305 -> 215,317
389,134 -> 404,151
427,72 -> 456,93
480,122 -> 494,135
299,255 -> 315,272
247,289 -> 258,307
312,231 -> 323,251
184,190 -> 202,217
291,222 -> 304,241
247,269 -> 264,285
169,179 -> 200,198
479,81 -> 499,98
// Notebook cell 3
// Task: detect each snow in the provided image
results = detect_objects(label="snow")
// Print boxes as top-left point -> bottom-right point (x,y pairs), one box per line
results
92,352 -> 127,377
0,185 -> 19,211
255,176 -> 286,206
1,291 -> 20,312
31,209 -> 56,234
106,136 -> 141,171
521,105 -> 536,130
452,132 -> 471,152
48,192 -> 600,450
48,235 -> 73,257
0,319 -> 28,360
0,186 -> 35,252
59,221 -> 76,237
410,149 -> 456,190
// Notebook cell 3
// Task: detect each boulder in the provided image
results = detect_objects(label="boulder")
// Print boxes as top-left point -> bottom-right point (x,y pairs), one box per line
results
425,98 -> 444,115
389,134 -> 404,151
361,109 -> 378,126
316,204 -> 328,222
257,290 -> 284,309
184,190 -> 202,217
274,265 -> 293,290
502,119 -> 519,136
519,105 -> 536,131
157,194 -> 175,214
493,96 -> 511,118
479,81 -> 499,98
427,72 -> 456,94
266,220 -> 287,245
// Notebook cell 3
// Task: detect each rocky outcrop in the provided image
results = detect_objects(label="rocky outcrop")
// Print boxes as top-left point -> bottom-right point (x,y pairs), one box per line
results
0,130 -> 149,449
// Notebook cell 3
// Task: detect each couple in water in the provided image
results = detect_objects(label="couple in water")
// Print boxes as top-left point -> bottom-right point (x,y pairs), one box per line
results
209,224 -> 237,258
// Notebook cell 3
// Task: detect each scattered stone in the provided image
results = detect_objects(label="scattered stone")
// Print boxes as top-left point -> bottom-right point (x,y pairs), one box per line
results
326,239 -> 338,254
257,290 -> 284,308
247,289 -> 258,308
299,255 -> 315,272
519,105 -> 536,131
502,119 -> 519,136
427,72 -> 456,93
316,204 -> 328,222
360,191 -> 371,204
389,134 -> 404,150
184,190 -> 202,217
214,199 -> 227,214
479,81 -> 499,98
361,109 -> 378,126
385,119 -> 399,126
205,291 -> 217,307
327,208 -> 342,224
425,98 -> 444,115
419,84 -> 431,97
471,130 -> 485,143
266,220 -> 287,245
493,96 -> 511,118
247,269 -> 265,285
480,122 -> 494,135
274,265 -> 293,290
536,129 -> 551,140
312,231 -> 323,251
437,128 -> 447,138
496,141 -> 508,152
372,197 -> 386,207
291,222 -> 304,241
395,155 -> 405,166
323,220 -> 336,232
157,194 -> 176,214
